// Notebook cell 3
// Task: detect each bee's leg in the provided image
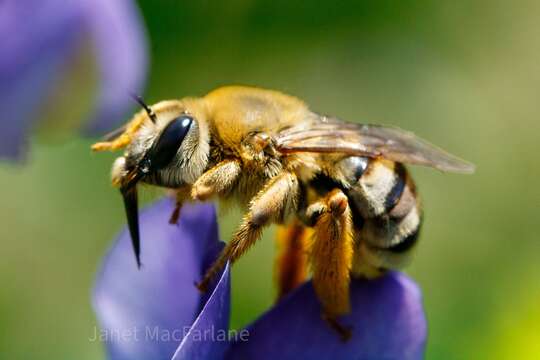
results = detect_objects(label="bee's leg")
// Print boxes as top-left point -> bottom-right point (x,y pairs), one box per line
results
197,172 -> 299,292
308,188 -> 354,342
91,117 -> 146,152
170,160 -> 241,224
168,186 -> 193,225
92,134 -> 132,152
275,220 -> 310,301
191,159 -> 242,201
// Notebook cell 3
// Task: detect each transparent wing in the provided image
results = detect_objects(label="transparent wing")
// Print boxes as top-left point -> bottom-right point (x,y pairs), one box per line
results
101,125 -> 127,141
276,115 -> 475,173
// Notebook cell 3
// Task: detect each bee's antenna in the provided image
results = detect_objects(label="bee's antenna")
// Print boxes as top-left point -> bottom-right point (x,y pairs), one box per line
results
130,93 -> 157,124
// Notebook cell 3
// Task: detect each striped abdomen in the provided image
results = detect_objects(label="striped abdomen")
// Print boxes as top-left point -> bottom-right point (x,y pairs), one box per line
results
337,156 -> 422,278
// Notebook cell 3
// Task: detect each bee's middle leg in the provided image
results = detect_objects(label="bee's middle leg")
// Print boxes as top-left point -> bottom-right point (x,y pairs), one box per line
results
308,188 -> 354,341
197,171 -> 299,292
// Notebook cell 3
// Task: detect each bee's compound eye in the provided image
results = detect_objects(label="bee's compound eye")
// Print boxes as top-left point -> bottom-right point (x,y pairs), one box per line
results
150,115 -> 193,169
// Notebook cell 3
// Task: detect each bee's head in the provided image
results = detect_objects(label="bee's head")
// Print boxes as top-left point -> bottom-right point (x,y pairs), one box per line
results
111,96 -> 210,267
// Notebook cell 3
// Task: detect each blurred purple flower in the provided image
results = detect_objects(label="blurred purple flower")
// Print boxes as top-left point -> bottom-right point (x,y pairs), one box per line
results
93,199 -> 229,360
93,199 -> 427,360
0,0 -> 147,160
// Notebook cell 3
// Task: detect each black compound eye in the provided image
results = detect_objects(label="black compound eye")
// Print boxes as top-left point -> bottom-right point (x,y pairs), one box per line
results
149,115 -> 193,169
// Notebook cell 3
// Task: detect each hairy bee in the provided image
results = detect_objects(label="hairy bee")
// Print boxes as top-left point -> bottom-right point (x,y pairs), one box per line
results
93,86 -> 474,339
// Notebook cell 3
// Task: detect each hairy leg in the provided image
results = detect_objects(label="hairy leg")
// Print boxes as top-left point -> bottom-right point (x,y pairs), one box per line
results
197,171 -> 299,292
191,159 -> 242,201
274,219 -> 310,300
169,159 -> 242,224
308,189 -> 354,341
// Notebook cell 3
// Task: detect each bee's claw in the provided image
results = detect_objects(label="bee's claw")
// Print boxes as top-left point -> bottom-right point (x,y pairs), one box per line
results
322,313 -> 353,342
338,326 -> 353,343
195,280 -> 209,293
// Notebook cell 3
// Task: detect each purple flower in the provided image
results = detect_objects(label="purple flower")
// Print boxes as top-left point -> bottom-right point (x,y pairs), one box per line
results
93,199 -> 427,360
0,0 -> 147,160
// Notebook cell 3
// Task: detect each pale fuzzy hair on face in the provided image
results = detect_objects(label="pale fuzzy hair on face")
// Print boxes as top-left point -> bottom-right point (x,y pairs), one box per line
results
111,156 -> 128,185
125,99 -> 210,187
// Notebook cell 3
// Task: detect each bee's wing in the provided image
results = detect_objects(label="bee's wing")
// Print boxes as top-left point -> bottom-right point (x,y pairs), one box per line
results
276,115 -> 475,173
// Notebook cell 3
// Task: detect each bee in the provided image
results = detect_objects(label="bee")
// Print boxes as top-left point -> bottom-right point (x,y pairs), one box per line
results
93,86 -> 474,340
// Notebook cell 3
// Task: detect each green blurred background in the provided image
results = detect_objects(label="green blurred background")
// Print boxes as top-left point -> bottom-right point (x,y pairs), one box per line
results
1,1 -> 539,358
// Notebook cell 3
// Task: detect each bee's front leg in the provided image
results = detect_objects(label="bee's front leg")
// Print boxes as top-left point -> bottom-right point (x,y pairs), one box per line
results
191,159 -> 242,201
91,116 -> 146,152
91,134 -> 132,152
170,159 -> 241,224
308,188 -> 354,342
197,171 -> 299,292
168,185 -> 192,225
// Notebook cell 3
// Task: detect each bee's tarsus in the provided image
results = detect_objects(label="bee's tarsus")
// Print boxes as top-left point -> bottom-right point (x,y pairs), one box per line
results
169,205 -> 181,225
195,280 -> 208,293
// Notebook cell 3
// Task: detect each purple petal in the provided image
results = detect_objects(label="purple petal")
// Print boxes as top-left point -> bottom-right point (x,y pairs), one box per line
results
172,263 -> 231,360
83,0 -> 148,133
227,273 -> 426,360
93,199 -> 230,360
0,0 -> 84,160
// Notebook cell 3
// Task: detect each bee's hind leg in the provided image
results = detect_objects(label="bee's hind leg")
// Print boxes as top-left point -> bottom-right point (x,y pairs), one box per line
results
197,171 -> 299,292
308,188 -> 354,342
275,219 -> 310,301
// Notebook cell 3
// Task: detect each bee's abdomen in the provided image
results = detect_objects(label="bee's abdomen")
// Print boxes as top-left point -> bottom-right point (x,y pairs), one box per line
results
340,157 -> 422,276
